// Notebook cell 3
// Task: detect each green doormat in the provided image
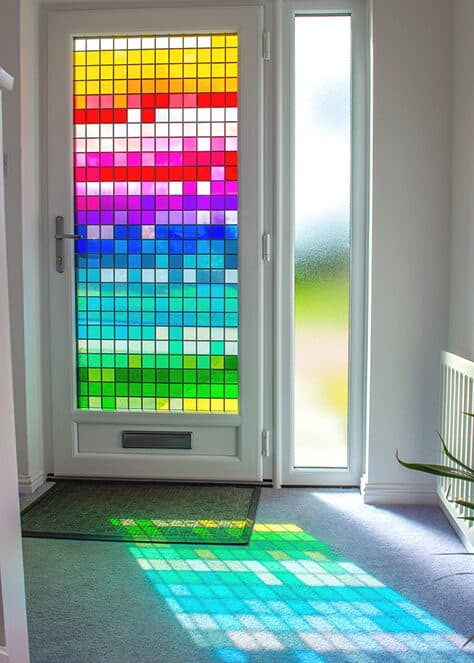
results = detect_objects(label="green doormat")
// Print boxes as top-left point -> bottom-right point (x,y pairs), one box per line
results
21,481 -> 260,545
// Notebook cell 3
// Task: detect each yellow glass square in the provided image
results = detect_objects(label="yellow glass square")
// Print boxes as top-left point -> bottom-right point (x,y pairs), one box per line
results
183,64 -> 196,78
225,399 -> 238,413
226,63 -> 238,77
156,64 -> 169,78
114,80 -> 127,94
226,35 -> 238,47
75,96 -> 86,109
74,66 -> 86,81
128,50 -> 141,64
226,78 -> 238,92
183,49 -> 197,63
183,79 -> 196,92
74,52 -> 86,66
211,63 -> 225,78
197,399 -> 210,412
86,51 -> 100,65
114,50 -> 127,64
197,64 -> 210,78
156,50 -> 169,64
184,398 -> 197,412
101,65 -> 113,79
157,398 -> 169,411
128,65 -> 141,79
211,78 -> 225,92
170,49 -> 183,63
211,35 -> 226,47
142,64 -> 155,79
74,81 -> 86,94
197,49 -> 211,63
101,51 -> 113,65
197,78 -> 211,92
211,399 -> 224,412
100,80 -> 113,94
86,81 -> 99,94
226,48 -> 238,63
169,64 -> 183,78
142,50 -> 155,64
115,65 -> 126,79
212,48 -> 225,62
87,66 -> 100,80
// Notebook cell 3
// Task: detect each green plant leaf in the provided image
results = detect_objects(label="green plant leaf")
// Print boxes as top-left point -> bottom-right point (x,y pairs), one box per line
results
463,633 -> 474,648
395,451 -> 474,482
453,498 -> 474,510
438,433 -> 474,473
462,412 -> 474,418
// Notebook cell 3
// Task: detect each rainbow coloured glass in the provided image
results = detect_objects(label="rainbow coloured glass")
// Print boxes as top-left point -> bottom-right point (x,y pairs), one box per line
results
73,34 -> 239,413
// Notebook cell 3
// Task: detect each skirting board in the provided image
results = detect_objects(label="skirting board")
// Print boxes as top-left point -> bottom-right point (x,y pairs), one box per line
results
18,472 -> 47,496
438,485 -> 474,553
0,647 -> 9,661
360,475 -> 437,505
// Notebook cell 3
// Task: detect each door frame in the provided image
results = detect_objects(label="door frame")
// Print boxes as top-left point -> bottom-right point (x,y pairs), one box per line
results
275,0 -> 369,485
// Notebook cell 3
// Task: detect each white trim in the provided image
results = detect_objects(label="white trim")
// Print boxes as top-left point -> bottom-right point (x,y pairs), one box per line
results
279,0 -> 369,485
438,485 -> 474,553
360,474 -> 438,505
18,471 -> 47,496
0,647 -> 10,662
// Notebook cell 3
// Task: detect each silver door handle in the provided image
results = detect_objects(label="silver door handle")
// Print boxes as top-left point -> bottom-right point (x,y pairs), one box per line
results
55,216 -> 83,273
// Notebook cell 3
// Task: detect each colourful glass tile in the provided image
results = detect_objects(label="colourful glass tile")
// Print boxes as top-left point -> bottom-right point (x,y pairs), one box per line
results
73,34 -> 239,413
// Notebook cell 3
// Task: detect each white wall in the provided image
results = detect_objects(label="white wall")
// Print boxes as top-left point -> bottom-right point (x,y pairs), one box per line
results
0,0 -> 45,494
448,0 -> 474,360
362,0 -> 453,502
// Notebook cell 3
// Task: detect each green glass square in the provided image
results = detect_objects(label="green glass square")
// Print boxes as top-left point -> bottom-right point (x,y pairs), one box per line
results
129,369 -> 141,383
102,397 -> 116,410
142,355 -> 155,368
169,341 -> 183,354
89,368 -> 101,382
143,298 -> 154,311
225,370 -> 238,384
130,298 -> 141,311
170,298 -> 182,312
197,370 -> 210,384
78,396 -> 89,409
102,368 -> 114,382
116,383 -> 129,396
184,355 -> 196,369
78,382 -> 89,396
197,384 -> 210,397
170,355 -> 182,368
115,354 -> 128,368
170,384 -> 183,397
170,369 -> 182,383
78,367 -> 88,381
103,354 -> 115,368
89,354 -> 101,367
77,354 -> 88,367
184,369 -> 196,383
197,356 -> 210,369
130,383 -> 142,397
143,384 -> 156,397
184,384 -> 197,397
225,299 -> 238,312
225,385 -> 238,398
197,299 -> 210,312
116,368 -> 128,383
211,342 -> 224,354
157,384 -> 169,397
102,383 -> 115,396
225,356 -> 238,370
156,355 -> 169,368
211,369 -> 224,383
211,384 -> 224,398
89,383 -> 101,396
129,354 -> 142,368
143,368 -> 156,382
157,369 -> 169,382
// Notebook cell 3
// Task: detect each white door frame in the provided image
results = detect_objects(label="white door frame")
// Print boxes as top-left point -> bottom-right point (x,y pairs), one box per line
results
275,0 -> 369,485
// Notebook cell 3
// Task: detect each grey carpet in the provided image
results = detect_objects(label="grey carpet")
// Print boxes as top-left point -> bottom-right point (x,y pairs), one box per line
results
23,488 -> 474,662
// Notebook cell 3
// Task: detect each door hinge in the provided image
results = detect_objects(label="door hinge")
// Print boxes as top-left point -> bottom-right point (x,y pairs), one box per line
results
262,31 -> 271,61
262,430 -> 271,457
262,232 -> 271,262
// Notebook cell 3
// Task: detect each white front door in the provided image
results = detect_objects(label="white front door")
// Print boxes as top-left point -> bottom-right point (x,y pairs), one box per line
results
47,7 -> 264,481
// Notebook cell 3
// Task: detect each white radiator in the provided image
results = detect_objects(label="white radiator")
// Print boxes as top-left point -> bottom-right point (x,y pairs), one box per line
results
439,351 -> 474,552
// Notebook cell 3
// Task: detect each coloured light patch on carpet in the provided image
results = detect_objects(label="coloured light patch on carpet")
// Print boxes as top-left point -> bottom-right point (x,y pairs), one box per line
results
73,35 -> 239,413
126,524 -> 472,662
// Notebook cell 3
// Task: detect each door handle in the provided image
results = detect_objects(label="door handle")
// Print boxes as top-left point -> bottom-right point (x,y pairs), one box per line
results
55,216 -> 82,273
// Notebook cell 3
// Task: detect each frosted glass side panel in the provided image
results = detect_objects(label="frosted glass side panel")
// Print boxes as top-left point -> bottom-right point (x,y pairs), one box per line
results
294,16 -> 351,468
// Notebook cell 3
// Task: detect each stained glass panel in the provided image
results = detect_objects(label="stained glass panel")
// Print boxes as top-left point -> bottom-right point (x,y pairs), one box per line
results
73,34 -> 239,413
